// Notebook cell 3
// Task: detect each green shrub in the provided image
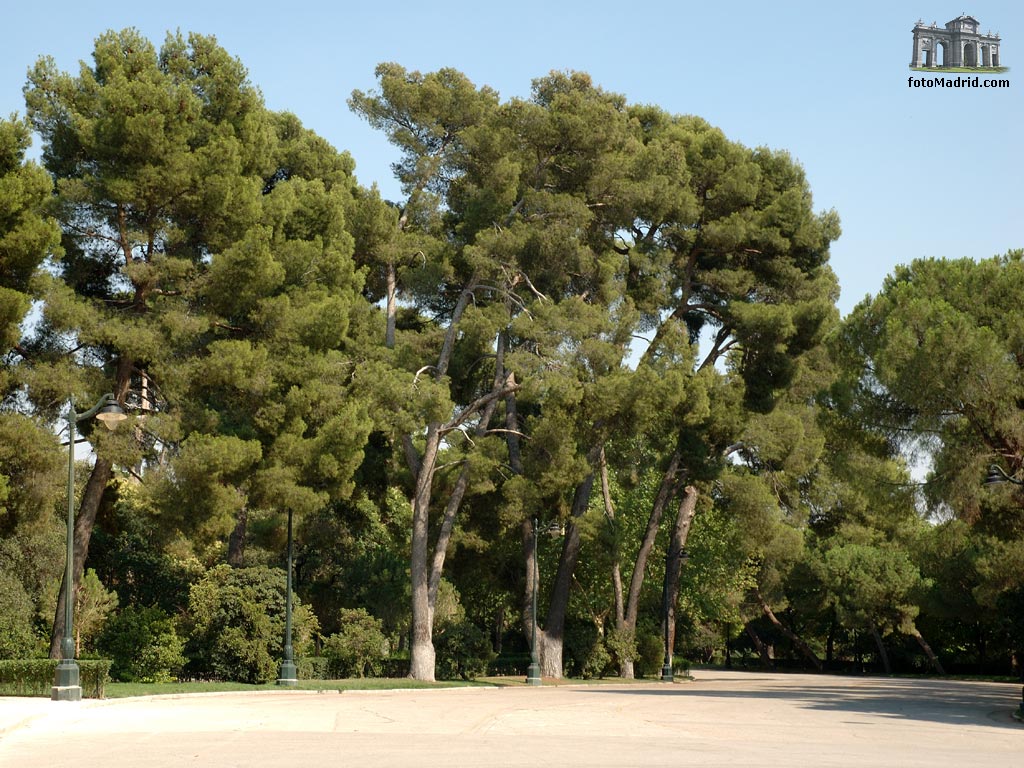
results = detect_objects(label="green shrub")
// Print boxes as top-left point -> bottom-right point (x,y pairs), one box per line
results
98,606 -> 185,682
74,569 -> 118,656
605,627 -> 637,671
563,618 -> 612,678
435,620 -> 495,680
183,565 -> 316,684
0,659 -> 111,697
0,571 -> 36,659
488,652 -> 531,677
296,656 -> 329,680
323,608 -> 388,677
635,631 -> 666,678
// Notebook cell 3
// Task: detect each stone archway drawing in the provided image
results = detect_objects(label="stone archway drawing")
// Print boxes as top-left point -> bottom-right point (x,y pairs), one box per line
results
911,15 -> 1001,69
964,42 -> 978,67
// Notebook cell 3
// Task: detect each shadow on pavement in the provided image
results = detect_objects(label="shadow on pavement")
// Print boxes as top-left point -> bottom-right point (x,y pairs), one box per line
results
575,675 -> 1023,730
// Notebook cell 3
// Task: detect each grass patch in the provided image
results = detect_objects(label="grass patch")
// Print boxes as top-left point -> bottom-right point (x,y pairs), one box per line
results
103,678 -> 493,698
102,674 -> 678,698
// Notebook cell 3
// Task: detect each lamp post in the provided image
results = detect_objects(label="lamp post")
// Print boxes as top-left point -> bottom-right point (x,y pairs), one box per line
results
53,393 -> 126,702
526,517 -> 542,685
982,463 -> 1024,717
661,548 -> 689,683
277,507 -> 298,686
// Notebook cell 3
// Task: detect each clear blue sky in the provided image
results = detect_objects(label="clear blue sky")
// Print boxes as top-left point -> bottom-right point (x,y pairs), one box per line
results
4,1 -> 1021,315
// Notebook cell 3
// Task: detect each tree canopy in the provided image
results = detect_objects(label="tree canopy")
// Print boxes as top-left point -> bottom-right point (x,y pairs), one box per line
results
0,29 -> 1020,684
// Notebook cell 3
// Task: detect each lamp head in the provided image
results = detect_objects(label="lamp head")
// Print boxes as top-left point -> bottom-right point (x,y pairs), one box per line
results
985,465 -> 1008,486
95,398 -> 127,430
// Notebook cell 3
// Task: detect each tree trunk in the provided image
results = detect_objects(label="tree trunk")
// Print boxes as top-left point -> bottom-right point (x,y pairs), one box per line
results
507,389 -> 542,672
826,614 -> 837,666
663,486 -> 698,665
541,448 -> 601,678
611,450 -> 683,678
226,506 -> 248,567
540,523 -> 579,679
910,627 -> 946,675
409,633 -> 436,680
870,624 -> 892,674
406,278 -> 479,681
746,624 -> 774,669
427,337 -> 505,610
494,606 -> 504,655
521,517 -> 539,660
49,458 -> 113,659
408,425 -> 441,681
538,631 -> 560,679
49,361 -> 132,659
755,590 -> 823,671
385,260 -> 397,349
598,447 -> 630,678
623,450 -> 681,629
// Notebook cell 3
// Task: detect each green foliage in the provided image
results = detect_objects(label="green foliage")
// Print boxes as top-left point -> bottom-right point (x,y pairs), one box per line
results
322,608 -> 389,678
635,631 -> 665,678
296,656 -> 330,680
0,116 -> 60,350
98,606 -> 185,683
0,570 -> 36,659
0,659 -> 110,698
183,565 -> 313,683
8,30 -> 1019,682
835,252 -> 1024,535
88,482 -> 200,615
74,569 -> 118,656
820,536 -> 926,636
604,626 -> 637,670
563,618 -> 612,679
434,620 -> 495,680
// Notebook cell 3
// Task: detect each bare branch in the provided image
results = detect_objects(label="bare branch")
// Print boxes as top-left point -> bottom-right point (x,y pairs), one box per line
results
442,372 -> 519,434
412,365 -> 437,385
518,270 -> 549,303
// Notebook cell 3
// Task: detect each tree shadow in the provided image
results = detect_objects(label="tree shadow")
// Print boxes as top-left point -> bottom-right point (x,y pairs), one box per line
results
576,674 -> 1022,730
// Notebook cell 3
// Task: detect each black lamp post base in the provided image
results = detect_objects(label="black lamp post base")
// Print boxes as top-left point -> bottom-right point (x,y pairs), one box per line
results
526,662 -> 542,686
51,685 -> 82,701
52,659 -> 82,701
660,663 -> 674,683
276,660 -> 298,686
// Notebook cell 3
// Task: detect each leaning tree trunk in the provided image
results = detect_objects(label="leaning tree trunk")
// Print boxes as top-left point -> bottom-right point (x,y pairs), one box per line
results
539,516 -> 583,678
755,590 -> 823,671
50,360 -> 132,659
618,450 -> 683,677
425,345 -> 506,613
870,624 -> 892,674
746,623 -> 774,669
50,458 -> 114,659
540,449 -> 601,678
226,506 -> 248,566
663,486 -> 698,665
405,278 -> 480,681
910,627 -> 946,675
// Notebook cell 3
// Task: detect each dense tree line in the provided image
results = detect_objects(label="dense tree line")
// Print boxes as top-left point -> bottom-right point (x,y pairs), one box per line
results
0,30 -> 1021,683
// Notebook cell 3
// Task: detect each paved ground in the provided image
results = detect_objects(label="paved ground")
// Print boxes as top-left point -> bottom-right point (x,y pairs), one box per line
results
0,670 -> 1020,767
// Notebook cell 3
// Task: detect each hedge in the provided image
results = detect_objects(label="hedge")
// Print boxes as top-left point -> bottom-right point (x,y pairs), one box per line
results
296,656 -> 329,680
0,659 -> 111,698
